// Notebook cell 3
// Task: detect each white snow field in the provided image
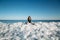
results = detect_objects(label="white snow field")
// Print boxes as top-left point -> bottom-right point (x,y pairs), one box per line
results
0,22 -> 60,40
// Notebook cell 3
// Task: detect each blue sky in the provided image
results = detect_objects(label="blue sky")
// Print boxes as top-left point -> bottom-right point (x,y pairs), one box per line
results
0,0 -> 60,20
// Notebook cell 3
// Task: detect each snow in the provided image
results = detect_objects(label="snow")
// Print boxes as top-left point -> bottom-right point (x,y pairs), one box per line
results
0,22 -> 60,40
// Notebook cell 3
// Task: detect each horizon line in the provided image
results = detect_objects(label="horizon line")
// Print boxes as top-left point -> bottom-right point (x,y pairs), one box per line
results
0,19 -> 60,20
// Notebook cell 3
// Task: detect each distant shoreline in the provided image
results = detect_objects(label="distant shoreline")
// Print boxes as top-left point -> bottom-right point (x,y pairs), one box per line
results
0,20 -> 60,24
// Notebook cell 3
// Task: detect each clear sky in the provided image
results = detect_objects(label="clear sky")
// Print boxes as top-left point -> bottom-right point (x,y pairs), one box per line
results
0,0 -> 60,20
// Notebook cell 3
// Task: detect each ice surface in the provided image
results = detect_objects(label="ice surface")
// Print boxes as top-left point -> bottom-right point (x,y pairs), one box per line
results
0,22 -> 60,40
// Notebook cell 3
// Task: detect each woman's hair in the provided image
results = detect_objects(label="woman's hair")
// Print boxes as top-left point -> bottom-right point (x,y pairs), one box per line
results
27,16 -> 31,23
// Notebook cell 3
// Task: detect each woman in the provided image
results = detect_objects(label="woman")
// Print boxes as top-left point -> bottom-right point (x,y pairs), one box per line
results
27,16 -> 31,23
